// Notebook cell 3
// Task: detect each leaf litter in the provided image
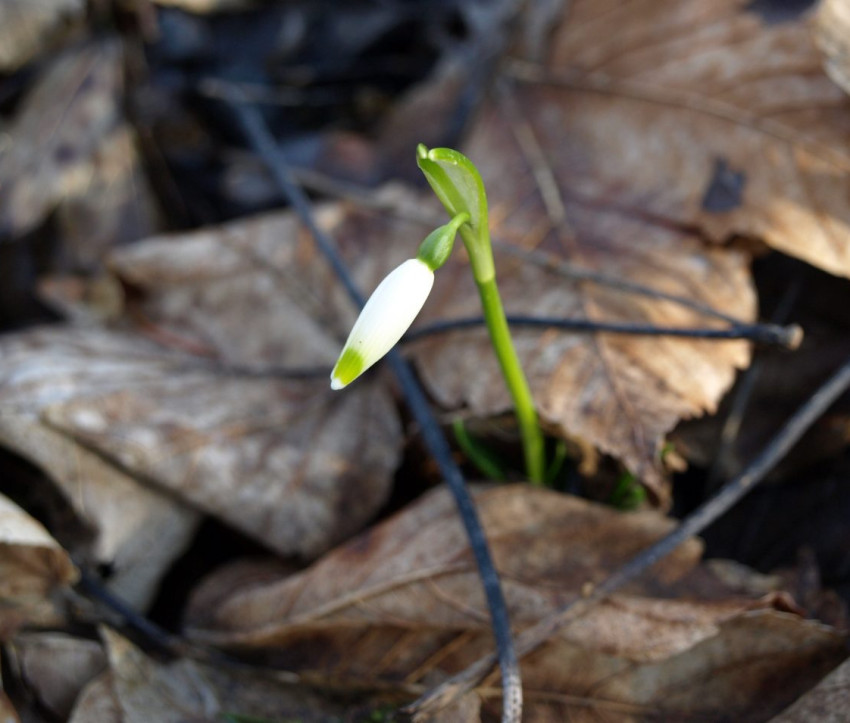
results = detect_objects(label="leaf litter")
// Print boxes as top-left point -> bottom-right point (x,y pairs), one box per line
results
1,0 -> 850,721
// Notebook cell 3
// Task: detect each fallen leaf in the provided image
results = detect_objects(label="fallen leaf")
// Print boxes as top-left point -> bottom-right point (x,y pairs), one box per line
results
106,207 -> 347,369
515,610 -> 846,723
403,0 -> 850,495
0,493 -> 77,636
81,628 -> 351,723
500,0 -> 850,277
0,327 -> 200,608
0,39 -> 159,259
68,674 -> 121,723
769,654 -> 850,722
187,486 -> 704,648
102,194 -> 754,501
186,485 -> 847,721
8,633 -> 106,719
2,323 -> 400,559
0,0 -> 85,71
815,0 -> 850,97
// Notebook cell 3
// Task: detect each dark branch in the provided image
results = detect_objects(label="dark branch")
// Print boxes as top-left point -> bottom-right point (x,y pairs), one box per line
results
228,97 -> 523,723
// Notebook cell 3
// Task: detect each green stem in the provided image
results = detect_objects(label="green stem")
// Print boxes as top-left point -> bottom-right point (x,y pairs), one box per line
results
475,275 -> 546,485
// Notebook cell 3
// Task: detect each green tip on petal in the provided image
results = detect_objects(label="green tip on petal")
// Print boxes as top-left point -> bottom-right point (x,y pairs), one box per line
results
330,347 -> 365,390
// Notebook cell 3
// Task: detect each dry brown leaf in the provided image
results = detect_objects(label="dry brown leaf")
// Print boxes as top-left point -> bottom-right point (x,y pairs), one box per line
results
186,485 -> 846,721
186,485 -> 703,647
404,0 -> 850,495
2,324 -> 400,559
0,493 -> 77,636
68,674 -> 121,723
769,654 -> 850,722
500,0 -> 850,277
106,208 -> 347,369
83,628 -> 350,723
517,610 -> 846,723
815,0 -> 850,97
102,195 -> 754,500
8,633 -> 106,719
0,39 -> 159,259
0,327 -> 200,608
0,0 -> 84,71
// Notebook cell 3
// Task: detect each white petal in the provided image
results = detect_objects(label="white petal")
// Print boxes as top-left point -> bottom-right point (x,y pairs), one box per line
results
331,259 -> 434,388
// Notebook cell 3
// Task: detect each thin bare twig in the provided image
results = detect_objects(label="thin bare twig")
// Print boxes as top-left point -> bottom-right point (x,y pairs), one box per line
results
280,162 -> 793,339
407,315 -> 801,348
409,355 -> 850,718
229,97 -> 523,723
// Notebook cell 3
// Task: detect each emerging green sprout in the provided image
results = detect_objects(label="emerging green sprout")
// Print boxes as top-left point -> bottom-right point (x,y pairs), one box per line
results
330,214 -> 469,390
331,145 -> 546,485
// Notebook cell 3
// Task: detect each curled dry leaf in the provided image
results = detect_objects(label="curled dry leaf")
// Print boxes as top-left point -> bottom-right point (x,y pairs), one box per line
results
0,493 -> 77,636
0,39 -> 159,261
2,320 -> 400,558
0,0 -> 85,71
186,485 -> 846,720
0,327 -> 200,608
502,0 -> 850,277
8,633 -> 106,719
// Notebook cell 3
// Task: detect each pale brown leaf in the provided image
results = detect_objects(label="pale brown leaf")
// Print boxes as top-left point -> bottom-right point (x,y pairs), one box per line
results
3,324 -> 400,559
516,610 -> 846,722
0,493 -> 77,636
9,633 -> 106,719
186,486 -> 703,647
0,327 -> 201,608
0,39 -> 159,257
186,485 -> 846,721
769,654 -> 850,722
815,0 -> 850,97
68,674 -> 121,723
504,0 -> 850,277
0,0 -> 84,71
93,627 -> 349,723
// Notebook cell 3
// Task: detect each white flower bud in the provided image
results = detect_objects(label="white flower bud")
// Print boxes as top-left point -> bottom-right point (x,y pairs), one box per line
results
331,258 -> 434,389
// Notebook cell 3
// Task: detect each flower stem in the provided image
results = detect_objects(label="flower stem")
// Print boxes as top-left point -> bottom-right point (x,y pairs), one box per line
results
475,275 -> 546,485
417,144 -> 546,484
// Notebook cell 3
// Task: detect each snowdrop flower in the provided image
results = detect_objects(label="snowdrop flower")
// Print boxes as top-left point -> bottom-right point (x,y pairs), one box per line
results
330,214 -> 468,390
330,259 -> 433,389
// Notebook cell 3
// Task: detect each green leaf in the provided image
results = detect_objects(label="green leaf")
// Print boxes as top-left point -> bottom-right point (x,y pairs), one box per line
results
416,144 -> 488,240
